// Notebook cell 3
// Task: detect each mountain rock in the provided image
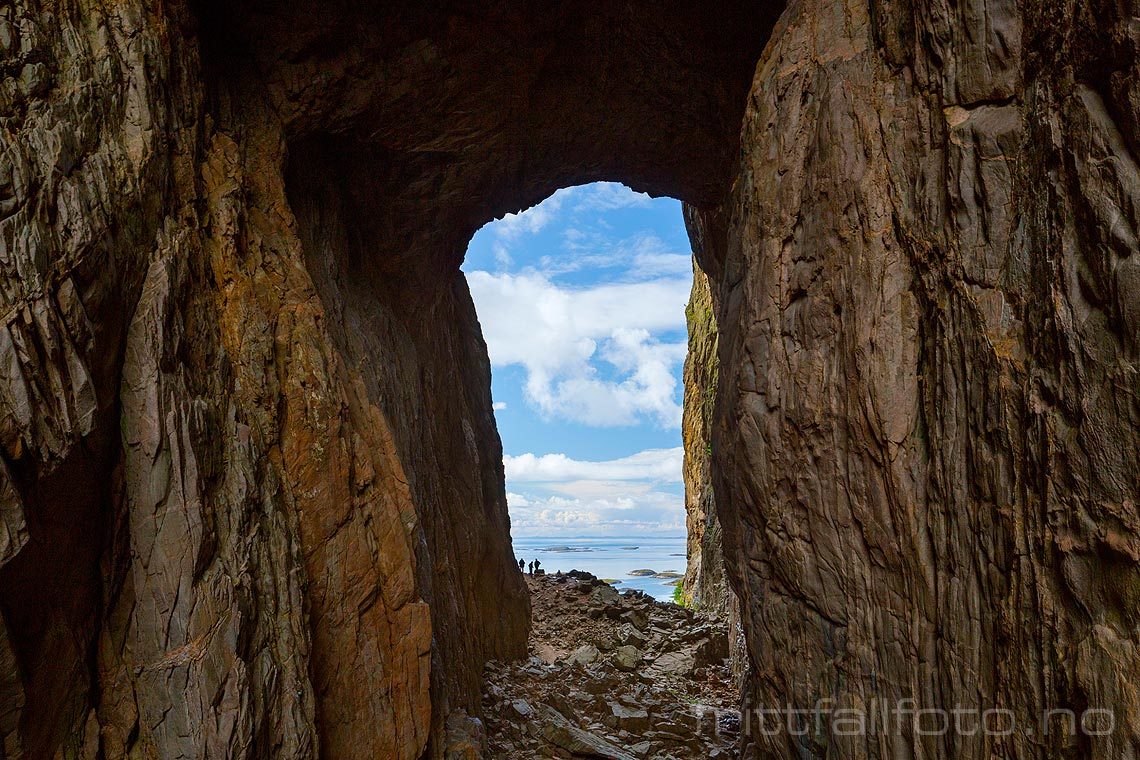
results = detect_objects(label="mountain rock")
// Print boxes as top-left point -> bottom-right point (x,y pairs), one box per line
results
689,0 -> 1140,757
0,0 -> 1136,758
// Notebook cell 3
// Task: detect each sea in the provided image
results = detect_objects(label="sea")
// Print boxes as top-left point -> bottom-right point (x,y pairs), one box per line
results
512,536 -> 688,602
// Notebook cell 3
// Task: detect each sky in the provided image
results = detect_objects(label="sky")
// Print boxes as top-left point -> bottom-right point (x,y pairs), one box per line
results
462,182 -> 693,538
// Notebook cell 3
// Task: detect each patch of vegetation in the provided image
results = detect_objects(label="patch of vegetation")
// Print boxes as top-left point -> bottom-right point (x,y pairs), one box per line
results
672,584 -> 696,609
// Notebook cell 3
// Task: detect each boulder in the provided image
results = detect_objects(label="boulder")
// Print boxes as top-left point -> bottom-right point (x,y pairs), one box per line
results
539,707 -> 637,760
565,644 -> 600,667
609,702 -> 651,733
588,585 -> 621,607
619,608 -> 649,631
618,624 -> 649,648
508,700 -> 534,720
612,645 -> 642,672
648,650 -> 696,678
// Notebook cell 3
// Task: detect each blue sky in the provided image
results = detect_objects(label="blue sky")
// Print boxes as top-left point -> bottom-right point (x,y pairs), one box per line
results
462,182 -> 692,537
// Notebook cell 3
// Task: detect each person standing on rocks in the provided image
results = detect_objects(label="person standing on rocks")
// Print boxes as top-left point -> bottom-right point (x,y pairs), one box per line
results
534,559 -> 541,574
528,561 -> 534,575
518,558 -> 525,572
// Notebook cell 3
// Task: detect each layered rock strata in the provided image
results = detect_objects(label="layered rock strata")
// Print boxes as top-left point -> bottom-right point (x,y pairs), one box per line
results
681,258 -> 727,617
0,1 -> 777,757
690,0 -> 1140,757
3,0 -> 1139,758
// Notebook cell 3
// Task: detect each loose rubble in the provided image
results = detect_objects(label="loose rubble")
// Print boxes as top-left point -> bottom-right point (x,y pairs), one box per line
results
481,571 -> 740,758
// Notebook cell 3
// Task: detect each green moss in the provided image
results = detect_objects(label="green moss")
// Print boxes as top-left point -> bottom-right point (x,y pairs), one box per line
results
672,584 -> 696,609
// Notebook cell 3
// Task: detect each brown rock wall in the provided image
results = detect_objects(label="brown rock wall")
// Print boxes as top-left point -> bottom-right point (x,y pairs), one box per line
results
0,1 -> 779,757
694,0 -> 1140,756
680,255 -> 731,619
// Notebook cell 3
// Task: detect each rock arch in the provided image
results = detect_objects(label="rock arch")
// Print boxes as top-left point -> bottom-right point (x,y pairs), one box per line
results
1,0 -> 1138,758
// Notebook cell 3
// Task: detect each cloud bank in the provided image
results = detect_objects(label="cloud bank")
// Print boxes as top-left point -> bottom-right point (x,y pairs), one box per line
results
465,182 -> 692,535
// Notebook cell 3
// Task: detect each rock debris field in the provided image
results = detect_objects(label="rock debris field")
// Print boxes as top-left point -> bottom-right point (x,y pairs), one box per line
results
479,571 -> 740,758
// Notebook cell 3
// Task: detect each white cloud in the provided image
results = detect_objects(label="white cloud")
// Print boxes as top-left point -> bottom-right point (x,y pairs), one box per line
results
630,251 -> 692,278
506,488 -> 685,536
492,401 -> 508,411
573,182 -> 653,212
466,271 -> 689,427
552,231 -> 692,280
504,448 -> 685,536
492,187 -> 577,241
492,242 -> 512,270
505,447 -> 683,483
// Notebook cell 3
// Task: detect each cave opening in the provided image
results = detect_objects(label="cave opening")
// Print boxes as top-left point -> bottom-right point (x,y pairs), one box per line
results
459,182 -> 738,755
208,0 -> 773,748
462,181 -> 695,598
0,0 -> 783,756
6,1 -> 1137,758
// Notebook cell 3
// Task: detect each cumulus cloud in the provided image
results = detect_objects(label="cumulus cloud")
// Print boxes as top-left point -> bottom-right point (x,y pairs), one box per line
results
467,271 -> 688,427
506,488 -> 685,536
503,448 -> 685,536
573,182 -> 652,212
504,447 -> 683,482
492,401 -> 508,411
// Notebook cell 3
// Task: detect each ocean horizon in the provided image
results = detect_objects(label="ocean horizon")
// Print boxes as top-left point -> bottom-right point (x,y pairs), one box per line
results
511,535 -> 688,602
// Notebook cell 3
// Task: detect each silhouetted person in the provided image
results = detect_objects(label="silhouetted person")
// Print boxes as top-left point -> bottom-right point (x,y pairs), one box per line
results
528,561 -> 534,574
534,559 -> 541,574
518,558 -> 525,572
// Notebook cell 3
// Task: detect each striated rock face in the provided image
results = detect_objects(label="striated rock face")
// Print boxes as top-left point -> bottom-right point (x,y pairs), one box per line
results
691,0 -> 1140,757
0,1 -> 775,757
680,244 -> 749,685
680,258 -> 717,608
680,254 -> 732,621
4,0 -> 1139,757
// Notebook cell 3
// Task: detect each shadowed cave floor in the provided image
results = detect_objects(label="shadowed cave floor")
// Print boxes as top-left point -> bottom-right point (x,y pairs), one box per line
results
476,573 -> 740,759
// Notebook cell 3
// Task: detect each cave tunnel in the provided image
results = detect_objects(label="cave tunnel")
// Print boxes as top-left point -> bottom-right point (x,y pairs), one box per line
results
262,3 -> 785,756
0,1 -> 786,758
5,0 -> 1137,758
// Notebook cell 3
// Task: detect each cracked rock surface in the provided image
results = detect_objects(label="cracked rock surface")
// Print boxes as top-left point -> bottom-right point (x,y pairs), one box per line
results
0,0 -> 1137,758
482,572 -> 740,759
691,0 -> 1140,757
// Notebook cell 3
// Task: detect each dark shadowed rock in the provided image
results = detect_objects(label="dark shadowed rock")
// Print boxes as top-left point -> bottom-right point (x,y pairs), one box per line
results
1,1 -> 1136,758
539,706 -> 638,760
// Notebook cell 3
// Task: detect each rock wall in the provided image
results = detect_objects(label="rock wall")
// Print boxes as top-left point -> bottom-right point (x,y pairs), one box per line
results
0,1 -> 498,753
680,243 -> 750,685
6,0 -> 1138,757
680,252 -> 729,618
695,0 -> 1140,757
0,1 -> 776,757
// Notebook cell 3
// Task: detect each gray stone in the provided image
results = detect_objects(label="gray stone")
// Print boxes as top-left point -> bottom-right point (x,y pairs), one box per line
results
539,706 -> 637,760
612,645 -> 643,672
565,644 -> 601,667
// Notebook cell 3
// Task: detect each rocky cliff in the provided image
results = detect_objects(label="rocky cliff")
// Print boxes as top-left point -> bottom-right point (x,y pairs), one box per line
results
680,254 -> 731,620
0,2 -> 529,755
691,0 -> 1140,757
0,1 -> 775,757
2,0 -> 1138,758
